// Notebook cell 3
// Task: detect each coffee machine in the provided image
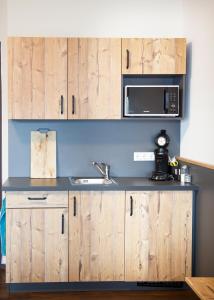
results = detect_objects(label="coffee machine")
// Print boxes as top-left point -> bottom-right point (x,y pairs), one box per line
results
151,129 -> 170,181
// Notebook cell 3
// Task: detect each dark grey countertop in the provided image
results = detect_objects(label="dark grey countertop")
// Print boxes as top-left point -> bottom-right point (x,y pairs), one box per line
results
3,177 -> 198,191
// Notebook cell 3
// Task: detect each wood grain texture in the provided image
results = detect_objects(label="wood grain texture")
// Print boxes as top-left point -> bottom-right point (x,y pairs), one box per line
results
6,191 -> 68,208
125,191 -> 192,281
8,37 -> 45,119
6,208 -> 68,283
186,277 -> 214,300
69,191 -> 125,281
31,131 -> 56,178
68,38 -> 79,120
122,38 -> 186,74
44,38 -> 67,119
68,38 -> 121,119
8,37 -> 67,119
177,156 -> 214,170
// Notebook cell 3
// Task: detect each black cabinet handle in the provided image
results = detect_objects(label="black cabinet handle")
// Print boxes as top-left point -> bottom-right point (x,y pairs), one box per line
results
72,95 -> 75,114
61,214 -> 64,234
126,49 -> 130,69
73,196 -> 77,216
60,95 -> 64,114
130,196 -> 133,216
28,197 -> 47,201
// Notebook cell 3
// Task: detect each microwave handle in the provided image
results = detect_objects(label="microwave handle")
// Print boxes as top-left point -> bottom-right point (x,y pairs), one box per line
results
164,90 -> 169,113
124,87 -> 129,116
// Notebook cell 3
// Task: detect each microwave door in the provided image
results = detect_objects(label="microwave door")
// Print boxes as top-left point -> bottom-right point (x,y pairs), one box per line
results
126,87 -> 165,116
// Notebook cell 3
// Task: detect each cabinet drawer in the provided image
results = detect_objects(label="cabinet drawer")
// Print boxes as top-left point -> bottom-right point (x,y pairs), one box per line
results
6,191 -> 68,208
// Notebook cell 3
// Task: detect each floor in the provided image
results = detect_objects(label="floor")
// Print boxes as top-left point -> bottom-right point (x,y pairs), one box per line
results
0,268 -> 199,300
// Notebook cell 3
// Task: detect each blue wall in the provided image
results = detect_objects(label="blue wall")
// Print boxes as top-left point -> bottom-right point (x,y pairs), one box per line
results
9,120 -> 180,178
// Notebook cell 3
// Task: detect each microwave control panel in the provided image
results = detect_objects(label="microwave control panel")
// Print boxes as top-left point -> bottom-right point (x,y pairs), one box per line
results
167,91 -> 179,114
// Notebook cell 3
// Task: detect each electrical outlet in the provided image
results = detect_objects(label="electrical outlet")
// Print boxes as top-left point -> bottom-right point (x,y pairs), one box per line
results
134,152 -> 155,161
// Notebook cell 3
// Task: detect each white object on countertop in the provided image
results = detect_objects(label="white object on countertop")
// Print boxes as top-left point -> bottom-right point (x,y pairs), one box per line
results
180,165 -> 190,184
185,174 -> 192,183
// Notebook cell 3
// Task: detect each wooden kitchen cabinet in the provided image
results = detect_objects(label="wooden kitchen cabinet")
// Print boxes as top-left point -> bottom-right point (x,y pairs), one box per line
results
122,38 -> 186,74
8,37 -> 67,119
8,36 -> 186,120
6,189 -> 193,284
69,191 -> 125,281
125,191 -> 192,281
6,191 -> 68,283
68,38 -> 121,119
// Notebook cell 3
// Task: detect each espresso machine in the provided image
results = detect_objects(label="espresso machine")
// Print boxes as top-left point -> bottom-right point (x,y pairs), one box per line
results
151,129 -> 170,181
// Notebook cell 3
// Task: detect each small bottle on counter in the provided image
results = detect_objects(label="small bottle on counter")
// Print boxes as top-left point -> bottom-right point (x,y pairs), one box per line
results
180,165 -> 192,184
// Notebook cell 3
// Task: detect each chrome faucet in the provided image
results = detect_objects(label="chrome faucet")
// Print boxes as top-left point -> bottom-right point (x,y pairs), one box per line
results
92,161 -> 110,181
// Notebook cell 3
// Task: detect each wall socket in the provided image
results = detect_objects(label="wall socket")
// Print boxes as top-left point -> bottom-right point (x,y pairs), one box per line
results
134,152 -> 155,161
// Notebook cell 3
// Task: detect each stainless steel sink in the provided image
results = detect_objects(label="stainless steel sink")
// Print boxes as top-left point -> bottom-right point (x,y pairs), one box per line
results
69,177 -> 117,185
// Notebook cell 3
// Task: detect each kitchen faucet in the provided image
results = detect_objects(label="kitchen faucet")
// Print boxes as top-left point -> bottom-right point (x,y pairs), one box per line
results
92,161 -> 110,181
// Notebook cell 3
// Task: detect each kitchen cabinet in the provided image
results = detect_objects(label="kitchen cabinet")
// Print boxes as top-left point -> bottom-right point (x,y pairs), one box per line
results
69,191 -> 125,281
8,37 -> 67,119
8,37 -> 186,120
68,38 -> 121,119
5,189 -> 193,283
125,191 -> 192,281
122,38 -> 186,75
6,191 -> 68,283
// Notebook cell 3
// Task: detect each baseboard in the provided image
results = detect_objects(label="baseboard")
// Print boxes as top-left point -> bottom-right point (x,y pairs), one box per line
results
9,281 -> 189,293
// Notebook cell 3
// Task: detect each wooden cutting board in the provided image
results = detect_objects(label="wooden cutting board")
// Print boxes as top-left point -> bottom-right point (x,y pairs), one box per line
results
31,130 -> 56,178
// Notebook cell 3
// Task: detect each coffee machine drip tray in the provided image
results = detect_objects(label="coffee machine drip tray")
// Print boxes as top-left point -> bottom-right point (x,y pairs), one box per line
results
151,171 -> 171,181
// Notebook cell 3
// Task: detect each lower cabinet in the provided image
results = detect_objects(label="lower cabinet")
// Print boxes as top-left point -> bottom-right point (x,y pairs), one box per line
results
125,191 -> 193,281
6,190 -> 193,283
6,192 -> 68,283
69,191 -> 125,281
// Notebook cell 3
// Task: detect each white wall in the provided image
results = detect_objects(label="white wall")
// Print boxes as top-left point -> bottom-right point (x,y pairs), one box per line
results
7,0 -> 184,37
181,0 -> 214,165
0,0 -> 8,182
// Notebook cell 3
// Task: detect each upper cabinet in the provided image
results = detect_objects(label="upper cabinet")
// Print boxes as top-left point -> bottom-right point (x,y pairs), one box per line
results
8,37 -> 67,119
44,38 -> 67,119
122,38 -> 186,75
8,37 -> 186,120
68,38 -> 121,119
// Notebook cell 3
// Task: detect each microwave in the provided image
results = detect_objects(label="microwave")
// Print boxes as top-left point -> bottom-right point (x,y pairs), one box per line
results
124,85 -> 180,117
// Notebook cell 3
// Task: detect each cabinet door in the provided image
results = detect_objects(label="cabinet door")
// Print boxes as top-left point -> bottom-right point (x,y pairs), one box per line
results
122,38 -> 186,74
6,208 -> 68,283
69,191 -> 125,281
68,38 -> 121,119
8,37 -> 45,119
125,191 -> 192,281
44,38 -> 67,119
8,37 -> 67,119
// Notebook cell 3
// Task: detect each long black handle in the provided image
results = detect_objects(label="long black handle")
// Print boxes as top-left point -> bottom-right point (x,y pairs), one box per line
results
28,197 -> 47,201
73,196 -> 77,216
126,49 -> 130,69
164,90 -> 169,113
130,196 -> 133,216
61,214 -> 64,234
72,95 -> 75,114
60,95 -> 64,114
